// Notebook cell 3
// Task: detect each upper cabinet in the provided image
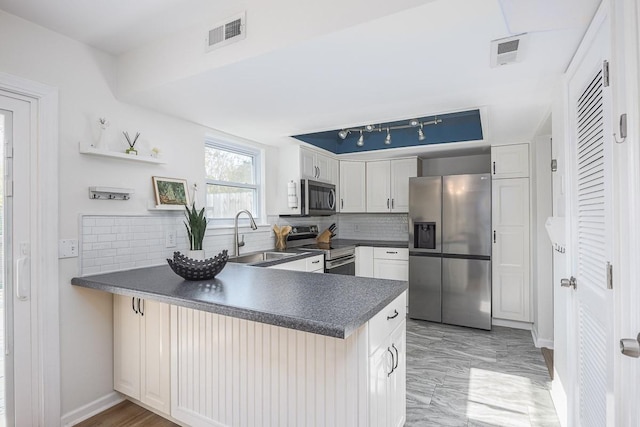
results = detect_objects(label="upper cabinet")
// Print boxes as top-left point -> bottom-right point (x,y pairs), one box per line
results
491,144 -> 529,179
301,147 -> 336,183
339,161 -> 367,213
366,158 -> 419,213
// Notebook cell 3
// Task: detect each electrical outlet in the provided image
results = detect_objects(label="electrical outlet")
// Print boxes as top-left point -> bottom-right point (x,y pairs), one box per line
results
353,224 -> 360,232
58,239 -> 78,258
166,230 -> 177,248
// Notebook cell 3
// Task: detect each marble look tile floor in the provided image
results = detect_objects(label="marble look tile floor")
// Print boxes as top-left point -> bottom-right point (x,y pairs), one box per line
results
405,319 -> 559,427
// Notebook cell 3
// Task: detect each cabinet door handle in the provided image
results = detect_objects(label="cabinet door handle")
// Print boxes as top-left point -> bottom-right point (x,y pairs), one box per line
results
392,344 -> 399,370
387,309 -> 399,320
387,347 -> 395,377
137,298 -> 144,316
493,161 -> 496,175
132,297 -> 138,314
493,230 -> 496,243
341,198 -> 344,209
387,198 -> 390,208
391,199 -> 394,209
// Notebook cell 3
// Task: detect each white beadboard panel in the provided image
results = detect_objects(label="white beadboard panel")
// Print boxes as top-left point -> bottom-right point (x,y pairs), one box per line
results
80,214 -> 275,275
170,306 -> 369,427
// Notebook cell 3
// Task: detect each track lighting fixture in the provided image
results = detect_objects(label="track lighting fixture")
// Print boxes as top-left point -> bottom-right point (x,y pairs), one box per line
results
384,128 -> 392,145
338,117 -> 442,147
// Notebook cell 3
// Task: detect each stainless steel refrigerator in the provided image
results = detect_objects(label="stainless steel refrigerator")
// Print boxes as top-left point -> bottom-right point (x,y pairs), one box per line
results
408,174 -> 492,330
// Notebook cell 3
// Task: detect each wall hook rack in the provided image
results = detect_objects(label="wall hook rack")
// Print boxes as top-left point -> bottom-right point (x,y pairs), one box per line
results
89,186 -> 134,201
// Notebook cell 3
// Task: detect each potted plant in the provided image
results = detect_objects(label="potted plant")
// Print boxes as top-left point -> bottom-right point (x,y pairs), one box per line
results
185,203 -> 207,259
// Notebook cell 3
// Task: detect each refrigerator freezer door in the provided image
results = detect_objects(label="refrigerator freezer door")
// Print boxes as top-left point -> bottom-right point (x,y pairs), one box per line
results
409,177 -> 442,253
408,254 -> 442,322
442,257 -> 491,330
442,174 -> 492,256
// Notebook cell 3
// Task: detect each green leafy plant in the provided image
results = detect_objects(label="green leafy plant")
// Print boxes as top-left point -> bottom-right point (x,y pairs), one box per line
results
184,203 -> 207,250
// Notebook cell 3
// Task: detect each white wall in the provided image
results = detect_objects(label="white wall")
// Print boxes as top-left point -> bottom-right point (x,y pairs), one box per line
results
0,10 -> 276,419
530,131 -> 554,347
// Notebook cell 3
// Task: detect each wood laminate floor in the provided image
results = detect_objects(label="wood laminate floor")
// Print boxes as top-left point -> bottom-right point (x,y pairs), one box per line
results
77,320 -> 558,427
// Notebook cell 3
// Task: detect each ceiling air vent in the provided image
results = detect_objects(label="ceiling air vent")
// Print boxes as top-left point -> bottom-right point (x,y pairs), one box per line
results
490,33 -> 527,67
205,12 -> 246,52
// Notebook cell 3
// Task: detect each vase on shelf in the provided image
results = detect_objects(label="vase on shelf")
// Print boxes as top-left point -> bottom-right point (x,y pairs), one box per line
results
94,129 -> 107,150
187,250 -> 205,260
125,147 -> 138,155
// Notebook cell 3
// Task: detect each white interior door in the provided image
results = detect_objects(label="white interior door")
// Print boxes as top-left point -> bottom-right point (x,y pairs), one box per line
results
0,93 -> 36,427
566,10 -> 615,426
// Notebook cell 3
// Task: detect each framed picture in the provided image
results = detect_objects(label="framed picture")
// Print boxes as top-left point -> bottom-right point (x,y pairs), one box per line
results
152,176 -> 190,206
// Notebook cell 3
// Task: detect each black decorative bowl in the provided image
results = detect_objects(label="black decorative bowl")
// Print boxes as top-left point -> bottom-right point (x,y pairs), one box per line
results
167,250 -> 228,281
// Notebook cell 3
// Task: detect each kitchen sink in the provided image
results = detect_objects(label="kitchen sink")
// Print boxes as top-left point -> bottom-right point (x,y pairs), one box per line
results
228,251 -> 299,264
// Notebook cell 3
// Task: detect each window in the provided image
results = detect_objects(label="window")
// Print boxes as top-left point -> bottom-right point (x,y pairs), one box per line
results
205,140 -> 261,222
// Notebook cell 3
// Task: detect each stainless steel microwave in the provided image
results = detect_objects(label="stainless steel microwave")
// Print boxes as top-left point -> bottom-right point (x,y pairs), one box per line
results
301,179 -> 336,216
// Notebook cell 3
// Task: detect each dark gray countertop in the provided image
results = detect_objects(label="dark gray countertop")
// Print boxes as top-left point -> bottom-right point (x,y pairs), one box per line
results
71,263 -> 406,339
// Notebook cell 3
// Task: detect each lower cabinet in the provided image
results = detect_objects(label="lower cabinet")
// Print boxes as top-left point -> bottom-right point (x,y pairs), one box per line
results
368,297 -> 406,427
170,291 -> 407,427
113,294 -> 171,416
267,254 -> 324,272
373,248 -> 409,281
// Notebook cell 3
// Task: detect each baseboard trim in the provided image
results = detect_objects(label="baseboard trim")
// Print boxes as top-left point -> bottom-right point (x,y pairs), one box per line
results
531,327 -> 554,349
492,318 -> 532,330
61,391 -> 124,426
551,373 -> 568,427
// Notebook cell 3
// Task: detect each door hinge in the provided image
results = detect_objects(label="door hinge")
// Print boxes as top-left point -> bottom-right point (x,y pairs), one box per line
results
551,159 -> 557,172
603,60 -> 610,87
606,262 -> 613,289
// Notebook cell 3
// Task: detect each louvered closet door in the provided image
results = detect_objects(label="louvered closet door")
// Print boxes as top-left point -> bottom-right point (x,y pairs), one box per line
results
567,11 -> 614,426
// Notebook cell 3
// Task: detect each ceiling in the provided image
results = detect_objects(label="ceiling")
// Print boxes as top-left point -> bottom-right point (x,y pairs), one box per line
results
0,0 -> 601,153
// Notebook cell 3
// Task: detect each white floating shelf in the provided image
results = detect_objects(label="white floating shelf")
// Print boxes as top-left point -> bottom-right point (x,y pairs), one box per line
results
79,143 -> 166,164
147,202 -> 186,212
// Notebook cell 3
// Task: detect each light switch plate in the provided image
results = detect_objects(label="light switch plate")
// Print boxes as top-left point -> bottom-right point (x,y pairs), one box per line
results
58,239 -> 78,258
166,230 -> 177,248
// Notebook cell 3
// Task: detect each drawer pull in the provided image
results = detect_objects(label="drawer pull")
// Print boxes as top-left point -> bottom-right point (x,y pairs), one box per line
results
387,309 -> 399,320
312,260 -> 320,264
386,251 -> 398,254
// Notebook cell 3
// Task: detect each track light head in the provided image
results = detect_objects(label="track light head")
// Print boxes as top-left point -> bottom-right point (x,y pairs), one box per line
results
384,128 -> 392,145
357,130 -> 364,147
409,119 -> 419,127
418,124 -> 425,141
364,124 -> 375,132
338,129 -> 349,140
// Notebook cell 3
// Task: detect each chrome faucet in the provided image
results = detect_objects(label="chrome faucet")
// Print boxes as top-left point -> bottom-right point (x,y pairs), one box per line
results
234,210 -> 258,256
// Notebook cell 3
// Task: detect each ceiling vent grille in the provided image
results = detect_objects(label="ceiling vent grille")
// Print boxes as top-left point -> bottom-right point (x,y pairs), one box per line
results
490,34 -> 527,67
206,12 -> 246,52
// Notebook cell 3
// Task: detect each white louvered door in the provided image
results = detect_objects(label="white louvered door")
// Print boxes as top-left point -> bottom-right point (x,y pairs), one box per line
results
567,10 -> 614,426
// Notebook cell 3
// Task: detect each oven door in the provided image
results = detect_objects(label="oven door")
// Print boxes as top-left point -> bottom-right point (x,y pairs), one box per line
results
325,255 -> 355,275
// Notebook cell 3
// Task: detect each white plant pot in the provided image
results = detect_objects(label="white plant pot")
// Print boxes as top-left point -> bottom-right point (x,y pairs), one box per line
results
187,250 -> 205,260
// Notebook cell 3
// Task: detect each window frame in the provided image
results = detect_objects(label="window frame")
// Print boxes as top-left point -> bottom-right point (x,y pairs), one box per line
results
204,138 -> 262,225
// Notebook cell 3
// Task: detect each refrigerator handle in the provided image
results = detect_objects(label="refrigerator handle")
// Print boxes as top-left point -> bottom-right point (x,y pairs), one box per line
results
493,230 -> 496,243
492,161 -> 496,175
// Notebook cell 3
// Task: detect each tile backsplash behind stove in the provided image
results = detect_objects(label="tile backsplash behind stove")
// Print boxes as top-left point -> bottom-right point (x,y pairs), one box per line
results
271,213 -> 408,242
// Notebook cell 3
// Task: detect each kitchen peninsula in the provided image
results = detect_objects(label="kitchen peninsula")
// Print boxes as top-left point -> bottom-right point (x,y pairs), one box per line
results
72,261 -> 407,427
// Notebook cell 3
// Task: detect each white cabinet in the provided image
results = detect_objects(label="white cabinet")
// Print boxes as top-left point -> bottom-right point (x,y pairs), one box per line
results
301,147 -> 335,183
373,248 -> 409,281
491,144 -> 529,179
339,161 -> 367,213
492,177 -> 530,322
368,294 -> 406,427
268,254 -> 324,272
114,295 -> 171,415
356,246 -> 374,277
366,158 -> 418,213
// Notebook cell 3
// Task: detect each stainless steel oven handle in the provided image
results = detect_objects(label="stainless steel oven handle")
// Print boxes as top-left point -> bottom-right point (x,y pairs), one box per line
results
325,255 -> 356,269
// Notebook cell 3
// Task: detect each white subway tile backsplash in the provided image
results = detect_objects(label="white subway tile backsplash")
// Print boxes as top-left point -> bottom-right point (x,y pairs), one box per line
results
80,214 -> 276,275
